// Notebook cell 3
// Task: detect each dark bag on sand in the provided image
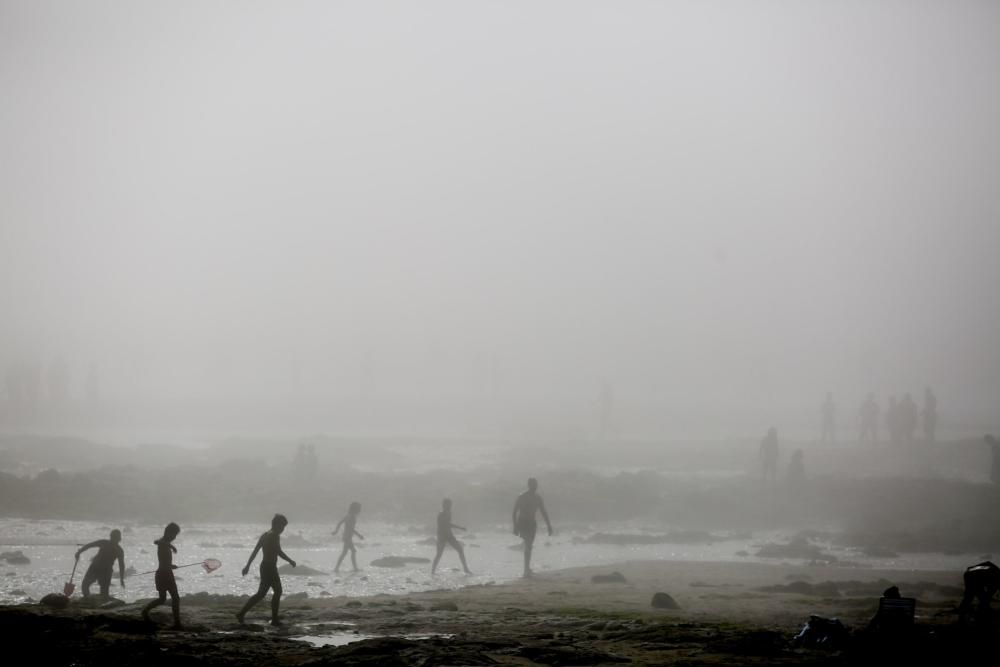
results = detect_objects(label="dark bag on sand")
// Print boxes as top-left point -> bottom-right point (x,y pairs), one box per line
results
793,615 -> 849,649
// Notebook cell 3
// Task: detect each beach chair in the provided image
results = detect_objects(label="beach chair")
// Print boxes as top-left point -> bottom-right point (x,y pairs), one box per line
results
872,596 -> 916,631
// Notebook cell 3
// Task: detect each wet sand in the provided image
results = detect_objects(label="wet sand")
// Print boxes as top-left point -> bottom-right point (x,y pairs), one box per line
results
2,559 -> 994,665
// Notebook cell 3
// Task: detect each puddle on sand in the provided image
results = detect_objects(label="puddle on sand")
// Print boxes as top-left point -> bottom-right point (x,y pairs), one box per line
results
295,632 -> 455,648
295,632 -> 375,647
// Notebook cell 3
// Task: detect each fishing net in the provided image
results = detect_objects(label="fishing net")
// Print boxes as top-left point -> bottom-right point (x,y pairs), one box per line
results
202,559 -> 222,573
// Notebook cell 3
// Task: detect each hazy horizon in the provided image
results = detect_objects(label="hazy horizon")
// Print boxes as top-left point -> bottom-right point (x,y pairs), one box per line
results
3,1 -> 998,442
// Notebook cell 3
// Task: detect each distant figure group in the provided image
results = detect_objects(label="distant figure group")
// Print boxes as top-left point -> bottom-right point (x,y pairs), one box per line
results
819,389 -> 939,446
758,428 -> 806,487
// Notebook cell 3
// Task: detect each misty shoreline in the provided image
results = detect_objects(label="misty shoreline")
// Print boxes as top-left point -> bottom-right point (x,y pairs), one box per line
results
2,435 -> 998,561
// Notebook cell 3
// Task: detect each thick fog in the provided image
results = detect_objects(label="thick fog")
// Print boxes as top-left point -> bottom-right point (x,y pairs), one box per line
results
2,1 -> 998,441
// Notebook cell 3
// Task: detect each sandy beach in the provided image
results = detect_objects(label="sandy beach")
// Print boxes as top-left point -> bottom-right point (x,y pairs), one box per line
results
3,558 -> 992,665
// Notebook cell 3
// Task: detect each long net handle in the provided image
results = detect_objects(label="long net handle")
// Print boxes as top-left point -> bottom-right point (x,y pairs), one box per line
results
132,562 -> 205,577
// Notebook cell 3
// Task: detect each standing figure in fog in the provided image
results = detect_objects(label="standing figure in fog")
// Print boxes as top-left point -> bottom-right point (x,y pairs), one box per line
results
899,393 -> 919,444
332,501 -> 364,572
820,392 -> 836,444
859,393 -> 879,444
141,522 -> 181,629
759,427 -> 780,483
922,387 -> 938,443
431,498 -> 472,575
513,478 -> 553,578
75,528 -> 126,600
237,513 -> 297,626
886,396 -> 900,445
787,449 -> 805,490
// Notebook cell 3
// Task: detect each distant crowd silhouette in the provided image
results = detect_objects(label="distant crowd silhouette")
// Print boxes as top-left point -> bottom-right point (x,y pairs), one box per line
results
814,388 -> 939,446
759,388 -> 946,485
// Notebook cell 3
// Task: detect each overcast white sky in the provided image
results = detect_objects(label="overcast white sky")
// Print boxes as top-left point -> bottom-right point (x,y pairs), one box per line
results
1,1 -> 998,439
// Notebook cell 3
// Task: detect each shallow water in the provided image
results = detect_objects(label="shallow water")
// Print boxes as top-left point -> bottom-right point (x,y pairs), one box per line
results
0,517 -> 981,605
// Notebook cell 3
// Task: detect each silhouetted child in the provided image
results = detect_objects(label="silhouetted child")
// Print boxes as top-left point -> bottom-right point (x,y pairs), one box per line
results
141,522 -> 181,629
922,388 -> 938,442
887,395 -> 900,445
900,393 -> 919,444
332,502 -> 364,572
431,498 -> 472,575
237,513 -> 296,626
512,478 -> 553,578
76,528 -> 126,599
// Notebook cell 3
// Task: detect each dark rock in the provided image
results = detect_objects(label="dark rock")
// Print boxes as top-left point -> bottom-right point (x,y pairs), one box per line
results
39,593 -> 69,609
591,572 -> 627,584
651,592 -> 681,609
345,600 -> 363,607
517,645 -> 630,665
431,601 -> 458,612
0,551 -> 30,565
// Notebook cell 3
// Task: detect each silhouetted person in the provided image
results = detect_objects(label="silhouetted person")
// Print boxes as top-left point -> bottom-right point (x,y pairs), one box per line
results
513,478 -> 553,578
886,396 -> 900,446
237,514 -> 296,626
958,561 -> 1000,623
859,393 -> 879,444
76,528 -> 125,599
332,502 -> 364,572
820,392 -> 836,443
986,435 -> 1000,485
431,498 -> 472,575
759,427 -> 779,483
141,522 -> 181,629
899,393 -> 918,444
922,388 -> 938,443
787,449 -> 805,489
